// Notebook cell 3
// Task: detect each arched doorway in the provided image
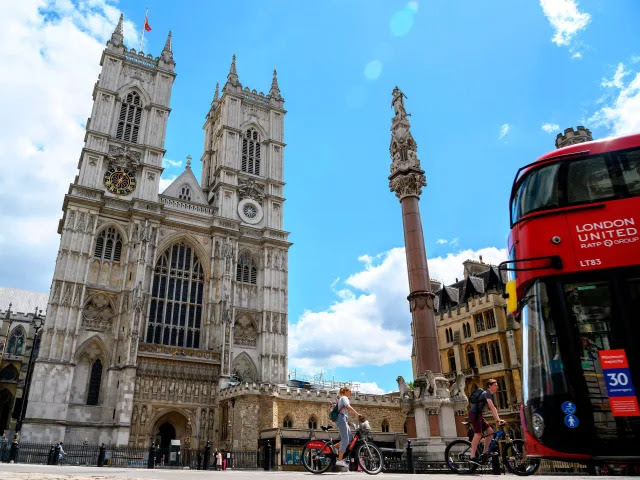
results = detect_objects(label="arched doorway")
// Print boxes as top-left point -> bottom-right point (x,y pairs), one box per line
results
0,389 -> 13,435
156,422 -> 176,448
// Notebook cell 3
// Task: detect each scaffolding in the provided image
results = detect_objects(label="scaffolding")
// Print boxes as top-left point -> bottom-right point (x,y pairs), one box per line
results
287,369 -> 361,392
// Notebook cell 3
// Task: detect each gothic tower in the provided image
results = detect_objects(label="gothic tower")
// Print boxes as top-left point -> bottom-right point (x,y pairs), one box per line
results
22,16 -> 176,444
555,125 -> 593,149
23,16 -> 291,448
200,58 -> 288,385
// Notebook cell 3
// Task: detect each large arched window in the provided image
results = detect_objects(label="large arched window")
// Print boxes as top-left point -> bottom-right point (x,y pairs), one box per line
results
7,328 -> 25,356
447,349 -> 456,373
236,251 -> 257,285
466,345 -> 476,368
283,415 -> 293,428
116,91 -> 142,143
94,227 -> 123,262
241,127 -> 261,175
86,359 -> 102,405
147,242 -> 204,349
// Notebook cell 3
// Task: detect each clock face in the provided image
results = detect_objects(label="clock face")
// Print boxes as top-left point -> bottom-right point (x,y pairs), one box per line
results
103,167 -> 136,196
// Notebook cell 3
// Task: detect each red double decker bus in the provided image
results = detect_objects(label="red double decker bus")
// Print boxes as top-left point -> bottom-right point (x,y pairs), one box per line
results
503,133 -> 640,463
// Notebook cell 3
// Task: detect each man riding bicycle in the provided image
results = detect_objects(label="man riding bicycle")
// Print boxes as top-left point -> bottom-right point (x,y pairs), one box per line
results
469,378 -> 506,465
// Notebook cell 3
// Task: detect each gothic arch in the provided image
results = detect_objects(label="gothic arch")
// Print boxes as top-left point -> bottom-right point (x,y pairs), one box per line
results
154,233 -> 209,281
231,352 -> 258,382
147,406 -> 192,433
95,223 -> 129,245
7,325 -> 26,356
116,84 -> 152,106
74,335 -> 109,363
71,336 -> 107,405
239,120 -> 267,139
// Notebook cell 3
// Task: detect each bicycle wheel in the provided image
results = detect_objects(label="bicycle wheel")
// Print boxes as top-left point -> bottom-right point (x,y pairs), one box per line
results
503,439 -> 541,476
356,442 -> 383,475
444,439 -> 479,474
301,442 -> 334,474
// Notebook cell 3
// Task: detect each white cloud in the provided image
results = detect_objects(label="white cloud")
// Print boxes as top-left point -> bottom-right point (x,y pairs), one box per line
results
357,382 -> 386,395
572,52 -> 583,60
159,175 -> 177,193
289,246 -> 507,372
540,0 -> 590,50
162,158 -> 183,168
0,1 -> 140,290
541,123 -> 560,133
601,63 -> 628,89
590,63 -> 640,136
436,238 -> 448,244
499,123 -> 510,139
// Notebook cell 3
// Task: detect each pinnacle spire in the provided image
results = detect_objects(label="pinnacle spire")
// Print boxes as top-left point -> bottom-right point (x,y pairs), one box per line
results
109,13 -> 124,46
186,155 -> 192,169
226,54 -> 239,87
269,68 -> 282,99
214,82 -> 220,101
163,30 -> 173,53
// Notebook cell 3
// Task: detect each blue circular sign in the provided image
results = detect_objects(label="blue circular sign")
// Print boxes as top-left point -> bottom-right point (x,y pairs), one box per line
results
564,415 -> 579,429
561,401 -> 577,415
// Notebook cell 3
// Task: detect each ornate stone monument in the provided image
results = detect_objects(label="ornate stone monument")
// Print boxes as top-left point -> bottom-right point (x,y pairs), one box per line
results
388,87 -> 467,458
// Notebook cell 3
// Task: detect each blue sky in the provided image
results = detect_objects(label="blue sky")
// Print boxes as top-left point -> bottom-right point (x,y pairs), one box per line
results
1,0 -> 639,393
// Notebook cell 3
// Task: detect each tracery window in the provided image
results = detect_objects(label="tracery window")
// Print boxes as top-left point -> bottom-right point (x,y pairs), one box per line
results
94,227 -> 123,262
447,349 -> 456,373
489,340 -> 502,364
116,91 -> 142,143
485,310 -> 497,329
7,328 -> 25,356
308,416 -> 317,430
480,343 -> 490,366
463,322 -> 472,338
475,313 -> 485,332
147,242 -> 204,349
466,345 -> 477,368
283,416 -> 293,428
236,251 -> 257,285
179,186 -> 191,201
241,127 -> 261,175
86,359 -> 102,405
381,419 -> 390,433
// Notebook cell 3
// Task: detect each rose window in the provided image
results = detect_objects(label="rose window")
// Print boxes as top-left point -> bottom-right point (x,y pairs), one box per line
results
243,204 -> 258,219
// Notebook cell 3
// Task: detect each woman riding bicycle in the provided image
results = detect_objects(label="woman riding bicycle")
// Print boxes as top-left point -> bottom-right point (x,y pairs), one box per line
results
333,386 -> 362,468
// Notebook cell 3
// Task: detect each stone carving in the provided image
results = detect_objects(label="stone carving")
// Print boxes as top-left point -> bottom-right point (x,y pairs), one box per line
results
222,241 -> 234,274
237,178 -> 265,203
131,405 -> 139,425
391,86 -> 409,121
232,354 -> 258,382
61,284 -> 73,307
107,144 -> 141,169
449,373 -> 467,399
82,294 -> 115,331
396,375 -> 414,399
424,370 -> 437,397
389,172 -> 427,200
234,315 -> 257,347
75,213 -> 86,233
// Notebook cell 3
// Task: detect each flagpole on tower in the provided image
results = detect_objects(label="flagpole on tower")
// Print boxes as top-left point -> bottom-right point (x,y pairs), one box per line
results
139,7 -> 151,52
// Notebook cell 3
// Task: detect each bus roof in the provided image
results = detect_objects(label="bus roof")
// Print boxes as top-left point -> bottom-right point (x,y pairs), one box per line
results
512,132 -> 640,193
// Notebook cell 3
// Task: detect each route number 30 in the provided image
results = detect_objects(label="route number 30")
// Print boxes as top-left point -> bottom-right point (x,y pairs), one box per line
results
606,372 -> 630,386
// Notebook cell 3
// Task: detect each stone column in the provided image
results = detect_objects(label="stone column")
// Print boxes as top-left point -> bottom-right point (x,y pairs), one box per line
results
388,86 -> 442,377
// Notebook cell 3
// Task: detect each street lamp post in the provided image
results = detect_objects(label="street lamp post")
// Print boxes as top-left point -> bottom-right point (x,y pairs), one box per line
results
16,307 -> 44,434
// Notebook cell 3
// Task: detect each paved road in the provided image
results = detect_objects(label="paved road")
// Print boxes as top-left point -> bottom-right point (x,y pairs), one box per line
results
0,464 -> 603,480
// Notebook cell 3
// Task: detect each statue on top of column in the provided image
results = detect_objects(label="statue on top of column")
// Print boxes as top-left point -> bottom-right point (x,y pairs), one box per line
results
391,86 -> 409,121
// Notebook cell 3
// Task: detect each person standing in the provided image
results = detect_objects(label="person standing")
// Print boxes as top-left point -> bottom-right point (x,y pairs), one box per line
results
469,379 -> 506,464
333,386 -> 362,468
216,450 -> 222,471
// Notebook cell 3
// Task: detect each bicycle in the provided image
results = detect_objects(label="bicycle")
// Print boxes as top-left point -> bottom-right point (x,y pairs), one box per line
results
301,419 -> 383,475
444,421 -> 541,476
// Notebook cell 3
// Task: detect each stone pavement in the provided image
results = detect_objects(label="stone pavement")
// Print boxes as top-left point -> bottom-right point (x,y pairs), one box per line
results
0,464 -> 602,480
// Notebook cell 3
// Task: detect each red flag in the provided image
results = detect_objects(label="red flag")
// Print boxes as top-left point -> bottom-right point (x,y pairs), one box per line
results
144,17 -> 152,32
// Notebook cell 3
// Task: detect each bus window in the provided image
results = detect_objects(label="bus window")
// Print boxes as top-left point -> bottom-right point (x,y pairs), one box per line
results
522,281 -> 568,402
618,148 -> 640,195
512,163 -> 561,221
566,156 -> 614,204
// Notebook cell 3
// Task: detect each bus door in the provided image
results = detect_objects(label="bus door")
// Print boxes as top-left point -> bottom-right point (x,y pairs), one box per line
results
562,271 -> 640,455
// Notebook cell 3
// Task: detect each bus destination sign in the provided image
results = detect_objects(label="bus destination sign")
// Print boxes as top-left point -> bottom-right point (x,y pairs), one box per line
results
599,349 -> 640,417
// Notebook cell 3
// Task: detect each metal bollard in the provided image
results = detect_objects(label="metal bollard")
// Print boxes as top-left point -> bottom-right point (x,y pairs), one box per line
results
406,439 -> 414,474
264,440 -> 272,470
203,440 -> 211,470
147,442 -> 156,469
491,449 -> 501,475
97,443 -> 106,467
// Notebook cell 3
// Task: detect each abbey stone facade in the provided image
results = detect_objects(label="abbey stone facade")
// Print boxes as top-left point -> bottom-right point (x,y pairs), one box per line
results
21,16 -> 290,448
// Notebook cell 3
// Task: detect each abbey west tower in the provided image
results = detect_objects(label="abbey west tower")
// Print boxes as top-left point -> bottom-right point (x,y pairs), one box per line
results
22,16 -> 290,447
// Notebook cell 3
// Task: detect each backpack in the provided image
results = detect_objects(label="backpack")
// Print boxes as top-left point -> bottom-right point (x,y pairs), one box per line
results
329,400 -> 344,422
469,388 -> 485,405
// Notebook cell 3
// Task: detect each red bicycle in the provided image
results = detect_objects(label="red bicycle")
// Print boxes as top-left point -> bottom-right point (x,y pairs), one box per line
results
301,420 -> 383,475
